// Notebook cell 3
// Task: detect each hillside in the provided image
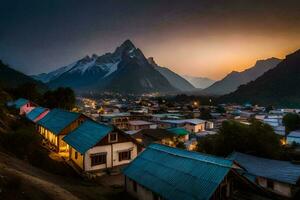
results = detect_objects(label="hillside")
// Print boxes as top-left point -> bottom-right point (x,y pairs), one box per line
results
0,60 -> 47,91
148,57 -> 195,91
203,57 -> 281,95
221,49 -> 300,107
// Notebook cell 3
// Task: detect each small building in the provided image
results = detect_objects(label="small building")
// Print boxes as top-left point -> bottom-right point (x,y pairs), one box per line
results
26,107 -> 50,123
287,130 -> 300,145
128,120 -> 156,131
123,144 -> 261,200
159,119 -> 207,133
167,127 -> 190,141
10,98 -> 36,115
37,108 -> 86,153
131,129 -> 177,148
100,112 -> 131,129
229,152 -> 300,198
63,120 -> 138,174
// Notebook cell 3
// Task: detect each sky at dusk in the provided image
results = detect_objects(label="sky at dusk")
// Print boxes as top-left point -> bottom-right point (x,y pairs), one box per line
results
1,0 -> 300,80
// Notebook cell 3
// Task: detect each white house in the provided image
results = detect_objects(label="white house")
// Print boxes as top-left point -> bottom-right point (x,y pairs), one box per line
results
159,119 -> 211,133
63,120 -> 139,174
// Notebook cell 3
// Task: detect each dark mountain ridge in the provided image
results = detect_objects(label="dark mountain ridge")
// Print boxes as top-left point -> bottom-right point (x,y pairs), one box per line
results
221,49 -> 300,107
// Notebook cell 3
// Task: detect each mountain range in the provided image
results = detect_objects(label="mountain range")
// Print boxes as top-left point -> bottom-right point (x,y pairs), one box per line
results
183,75 -> 215,89
221,49 -> 300,107
33,40 -> 195,94
0,60 -> 47,91
202,57 -> 281,95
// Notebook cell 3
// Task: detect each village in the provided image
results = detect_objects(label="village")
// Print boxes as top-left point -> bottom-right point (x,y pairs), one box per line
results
5,95 -> 300,200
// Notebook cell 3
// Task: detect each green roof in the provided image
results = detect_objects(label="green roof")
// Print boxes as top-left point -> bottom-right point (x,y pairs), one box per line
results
14,98 -> 29,109
63,120 -> 113,154
167,127 -> 190,135
37,108 -> 81,135
26,107 -> 47,122
123,144 -> 233,200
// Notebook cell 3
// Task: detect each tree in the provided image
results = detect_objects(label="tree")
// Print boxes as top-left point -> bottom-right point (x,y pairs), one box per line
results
197,120 -> 282,159
42,87 -> 75,110
6,82 -> 42,103
282,113 -> 300,134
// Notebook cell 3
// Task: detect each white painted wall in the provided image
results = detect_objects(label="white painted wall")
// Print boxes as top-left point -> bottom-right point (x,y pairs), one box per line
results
126,177 -> 155,200
84,142 -> 137,172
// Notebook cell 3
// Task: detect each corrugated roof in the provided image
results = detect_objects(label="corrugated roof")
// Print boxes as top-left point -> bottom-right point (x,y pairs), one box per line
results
288,130 -> 300,138
123,144 -> 233,200
129,120 -> 153,126
160,119 -> 206,125
37,108 -> 81,135
14,98 -> 29,109
26,107 -> 48,122
63,120 -> 113,154
167,127 -> 190,135
228,152 -> 300,185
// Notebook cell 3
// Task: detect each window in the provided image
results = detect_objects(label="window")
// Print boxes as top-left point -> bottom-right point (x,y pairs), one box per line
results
75,151 -> 78,160
267,179 -> 274,189
119,151 -> 131,161
91,153 -> 107,166
109,132 -> 118,143
133,180 -> 137,192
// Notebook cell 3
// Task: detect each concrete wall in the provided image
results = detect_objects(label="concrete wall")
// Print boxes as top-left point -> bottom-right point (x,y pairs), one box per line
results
257,177 -> 292,197
126,177 -> 157,200
83,142 -> 138,172
273,182 -> 291,197
185,123 -> 205,133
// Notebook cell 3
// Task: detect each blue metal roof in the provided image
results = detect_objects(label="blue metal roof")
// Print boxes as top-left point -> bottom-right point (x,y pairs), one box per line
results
63,120 -> 113,154
14,98 -> 29,109
228,152 -> 300,185
26,107 -> 47,122
123,144 -> 233,200
37,108 -> 81,135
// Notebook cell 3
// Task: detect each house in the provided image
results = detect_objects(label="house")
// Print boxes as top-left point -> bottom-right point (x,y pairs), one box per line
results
26,107 -> 50,123
228,152 -> 300,198
159,119 -> 207,133
167,127 -> 190,141
128,120 -> 157,131
287,130 -> 300,145
10,98 -> 36,115
131,128 -> 190,149
63,120 -> 138,174
37,108 -> 86,153
100,112 -> 131,129
123,144 -> 263,200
